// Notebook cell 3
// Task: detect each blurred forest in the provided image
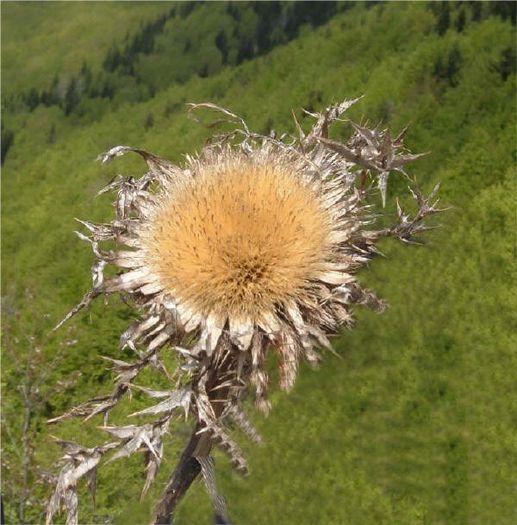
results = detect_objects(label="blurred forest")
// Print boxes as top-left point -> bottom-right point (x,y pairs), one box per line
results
1,1 -> 516,524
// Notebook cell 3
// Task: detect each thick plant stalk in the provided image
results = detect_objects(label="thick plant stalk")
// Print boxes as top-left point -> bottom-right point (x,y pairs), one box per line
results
152,338 -> 235,524
151,424 -> 207,525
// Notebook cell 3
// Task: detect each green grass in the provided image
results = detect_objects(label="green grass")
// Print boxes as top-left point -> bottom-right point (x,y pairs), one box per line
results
2,2 -> 516,524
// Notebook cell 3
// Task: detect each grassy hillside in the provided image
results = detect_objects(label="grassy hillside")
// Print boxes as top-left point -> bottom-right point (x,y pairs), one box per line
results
1,2 -> 172,95
2,2 -> 516,524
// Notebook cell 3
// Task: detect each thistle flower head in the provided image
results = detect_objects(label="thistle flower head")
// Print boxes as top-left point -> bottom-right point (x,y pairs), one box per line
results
48,100 -> 442,525
143,149 -> 336,327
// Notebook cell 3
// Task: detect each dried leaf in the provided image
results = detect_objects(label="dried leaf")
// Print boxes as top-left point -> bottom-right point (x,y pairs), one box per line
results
128,387 -> 191,418
45,440 -> 117,525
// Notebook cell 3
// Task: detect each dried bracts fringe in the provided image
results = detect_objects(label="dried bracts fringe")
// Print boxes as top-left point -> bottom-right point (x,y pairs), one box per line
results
47,100 -> 443,525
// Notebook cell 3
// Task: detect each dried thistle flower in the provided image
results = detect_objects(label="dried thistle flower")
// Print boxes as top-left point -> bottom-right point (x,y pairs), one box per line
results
47,100 -> 442,525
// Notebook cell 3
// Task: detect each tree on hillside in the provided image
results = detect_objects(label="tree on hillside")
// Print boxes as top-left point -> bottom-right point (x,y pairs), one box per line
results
64,79 -> 80,116
1,124 -> 14,164
47,124 -> 57,145
434,45 -> 463,87
144,112 -> 155,130
25,88 -> 40,112
496,46 -> 516,81
215,30 -> 229,64
436,2 -> 451,35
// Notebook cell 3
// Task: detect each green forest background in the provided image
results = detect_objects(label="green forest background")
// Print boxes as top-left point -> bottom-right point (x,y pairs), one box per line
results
1,2 -> 516,524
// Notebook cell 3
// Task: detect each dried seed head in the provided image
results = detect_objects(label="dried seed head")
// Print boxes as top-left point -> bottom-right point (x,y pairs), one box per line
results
142,153 -> 332,325
49,101 -> 440,525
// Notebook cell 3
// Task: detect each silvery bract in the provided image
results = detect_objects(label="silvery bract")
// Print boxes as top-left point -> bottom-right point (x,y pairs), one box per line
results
47,100 -> 442,525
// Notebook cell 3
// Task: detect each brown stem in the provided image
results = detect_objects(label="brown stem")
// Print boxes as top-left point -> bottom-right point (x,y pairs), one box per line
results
150,423 -> 208,525
151,337 -> 236,524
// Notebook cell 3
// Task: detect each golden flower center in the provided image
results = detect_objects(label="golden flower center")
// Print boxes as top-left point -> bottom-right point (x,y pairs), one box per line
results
145,158 -> 331,322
